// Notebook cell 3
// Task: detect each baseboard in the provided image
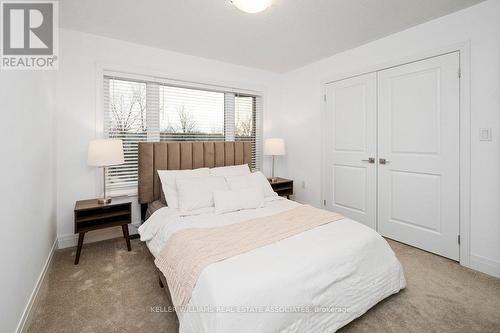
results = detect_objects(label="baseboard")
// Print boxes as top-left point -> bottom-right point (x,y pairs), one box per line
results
16,238 -> 58,333
58,225 -> 138,249
470,254 -> 500,278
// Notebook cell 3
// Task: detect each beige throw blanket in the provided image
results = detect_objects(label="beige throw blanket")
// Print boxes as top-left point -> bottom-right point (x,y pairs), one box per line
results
154,205 -> 344,309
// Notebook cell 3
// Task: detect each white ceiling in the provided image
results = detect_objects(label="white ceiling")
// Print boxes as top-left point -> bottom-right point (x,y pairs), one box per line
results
60,0 -> 485,72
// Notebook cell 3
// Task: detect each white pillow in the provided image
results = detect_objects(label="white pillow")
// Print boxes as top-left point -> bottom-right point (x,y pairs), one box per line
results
178,207 -> 215,217
214,187 -> 264,214
176,176 -> 228,212
157,168 -> 210,208
225,171 -> 277,198
209,164 -> 251,177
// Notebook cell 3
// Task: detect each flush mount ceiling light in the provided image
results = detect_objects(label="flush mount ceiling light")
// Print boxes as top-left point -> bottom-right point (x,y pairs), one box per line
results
231,0 -> 272,14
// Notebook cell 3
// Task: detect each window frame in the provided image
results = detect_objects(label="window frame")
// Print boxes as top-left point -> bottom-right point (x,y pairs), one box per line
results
96,68 -> 264,197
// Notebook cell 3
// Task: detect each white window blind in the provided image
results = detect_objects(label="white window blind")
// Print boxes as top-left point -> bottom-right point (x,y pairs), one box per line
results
104,78 -> 148,191
103,73 -> 262,194
160,86 -> 225,141
235,94 -> 261,171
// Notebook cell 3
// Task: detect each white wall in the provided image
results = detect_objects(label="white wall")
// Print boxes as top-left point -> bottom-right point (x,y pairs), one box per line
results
267,0 -> 500,277
0,71 -> 57,332
55,29 -> 279,247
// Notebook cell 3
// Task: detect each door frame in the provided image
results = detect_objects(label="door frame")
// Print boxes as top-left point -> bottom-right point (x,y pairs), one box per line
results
320,41 -> 471,268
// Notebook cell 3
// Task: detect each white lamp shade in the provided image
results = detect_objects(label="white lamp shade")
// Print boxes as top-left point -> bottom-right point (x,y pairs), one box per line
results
264,138 -> 286,156
87,139 -> 125,167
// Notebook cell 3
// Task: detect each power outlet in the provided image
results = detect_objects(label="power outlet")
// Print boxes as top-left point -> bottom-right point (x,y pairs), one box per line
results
479,128 -> 492,141
301,181 -> 306,189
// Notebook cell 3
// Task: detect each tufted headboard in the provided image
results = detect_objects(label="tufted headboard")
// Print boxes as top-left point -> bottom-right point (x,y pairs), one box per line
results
138,141 -> 252,207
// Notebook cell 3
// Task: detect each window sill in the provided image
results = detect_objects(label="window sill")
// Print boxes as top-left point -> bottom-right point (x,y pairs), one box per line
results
107,188 -> 138,198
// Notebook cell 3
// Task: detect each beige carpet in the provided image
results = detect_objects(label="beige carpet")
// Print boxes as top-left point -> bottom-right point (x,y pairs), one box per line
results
26,237 -> 500,333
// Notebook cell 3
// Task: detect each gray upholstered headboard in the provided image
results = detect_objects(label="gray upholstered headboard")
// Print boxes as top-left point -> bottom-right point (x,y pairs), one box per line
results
138,141 -> 252,206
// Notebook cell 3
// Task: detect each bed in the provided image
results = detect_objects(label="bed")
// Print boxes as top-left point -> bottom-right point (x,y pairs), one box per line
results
137,141 -> 406,333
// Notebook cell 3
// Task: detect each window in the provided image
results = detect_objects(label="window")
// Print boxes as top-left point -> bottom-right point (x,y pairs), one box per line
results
159,86 -> 225,141
235,95 -> 259,167
104,79 -> 147,191
103,73 -> 262,194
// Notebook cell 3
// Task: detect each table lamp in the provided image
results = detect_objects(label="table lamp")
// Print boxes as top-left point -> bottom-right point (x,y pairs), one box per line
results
264,138 -> 286,183
87,139 -> 125,204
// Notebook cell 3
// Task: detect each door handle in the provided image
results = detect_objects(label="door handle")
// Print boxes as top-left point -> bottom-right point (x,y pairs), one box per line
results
362,157 -> 375,164
379,158 -> 390,165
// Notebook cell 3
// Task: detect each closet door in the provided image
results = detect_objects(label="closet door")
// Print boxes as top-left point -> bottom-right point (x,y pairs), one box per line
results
377,52 -> 460,260
325,73 -> 377,229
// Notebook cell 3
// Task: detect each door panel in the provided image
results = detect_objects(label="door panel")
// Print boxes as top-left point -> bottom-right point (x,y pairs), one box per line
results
377,52 -> 460,260
334,84 -> 367,151
333,165 -> 366,212
390,68 -> 440,154
390,171 -> 441,232
325,73 -> 377,230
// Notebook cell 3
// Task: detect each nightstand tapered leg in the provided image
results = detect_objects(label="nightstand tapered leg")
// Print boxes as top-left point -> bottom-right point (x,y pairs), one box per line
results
74,232 -> 85,265
158,276 -> 164,288
122,224 -> 131,251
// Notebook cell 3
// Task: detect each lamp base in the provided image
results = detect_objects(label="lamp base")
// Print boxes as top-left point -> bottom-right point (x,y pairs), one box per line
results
97,197 -> 112,205
270,177 -> 279,183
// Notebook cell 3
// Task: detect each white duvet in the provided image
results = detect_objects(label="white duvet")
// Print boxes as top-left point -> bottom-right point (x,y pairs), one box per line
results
139,197 -> 406,333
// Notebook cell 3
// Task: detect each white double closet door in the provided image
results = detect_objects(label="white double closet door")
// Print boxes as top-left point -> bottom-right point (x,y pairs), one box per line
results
325,52 -> 460,260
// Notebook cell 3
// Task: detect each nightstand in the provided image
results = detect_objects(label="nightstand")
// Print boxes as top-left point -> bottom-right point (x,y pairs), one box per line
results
74,199 -> 132,265
269,177 -> 293,199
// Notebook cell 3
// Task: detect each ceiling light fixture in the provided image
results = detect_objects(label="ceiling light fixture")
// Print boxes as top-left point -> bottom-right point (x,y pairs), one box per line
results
231,0 -> 272,14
